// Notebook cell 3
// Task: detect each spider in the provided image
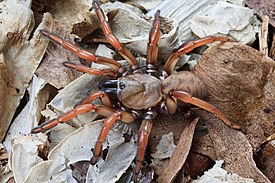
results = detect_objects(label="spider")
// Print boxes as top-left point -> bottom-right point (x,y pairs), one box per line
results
32,1 -> 241,182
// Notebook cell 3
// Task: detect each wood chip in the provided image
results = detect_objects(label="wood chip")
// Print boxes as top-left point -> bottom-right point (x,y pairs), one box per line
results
259,15 -> 269,55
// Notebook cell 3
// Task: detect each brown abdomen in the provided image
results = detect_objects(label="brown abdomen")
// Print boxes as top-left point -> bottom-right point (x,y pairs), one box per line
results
162,71 -> 207,98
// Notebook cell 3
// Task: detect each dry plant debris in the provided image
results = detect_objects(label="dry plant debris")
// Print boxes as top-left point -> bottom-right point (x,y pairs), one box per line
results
245,0 -> 275,27
0,0 -> 53,142
191,160 -> 255,183
157,117 -> 200,183
194,42 -> 274,182
0,0 -> 274,182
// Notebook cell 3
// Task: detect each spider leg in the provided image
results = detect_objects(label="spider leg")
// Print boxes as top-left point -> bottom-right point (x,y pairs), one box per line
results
170,90 -> 241,129
77,91 -> 112,108
31,104 -> 114,133
146,10 -> 161,66
164,36 -> 232,75
31,90 -> 116,133
134,119 -> 153,182
40,30 -> 122,72
91,111 -> 136,164
63,62 -> 116,77
92,1 -> 138,69
31,104 -> 115,133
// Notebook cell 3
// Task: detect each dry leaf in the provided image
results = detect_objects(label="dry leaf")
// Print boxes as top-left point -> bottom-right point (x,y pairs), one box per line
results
23,120 -> 137,183
245,0 -> 275,27
3,76 -> 49,152
194,42 -> 275,150
9,133 -> 48,183
191,160 -> 255,183
0,0 -> 53,141
157,117 -> 200,183
147,0 -> 258,44
194,42 -> 275,182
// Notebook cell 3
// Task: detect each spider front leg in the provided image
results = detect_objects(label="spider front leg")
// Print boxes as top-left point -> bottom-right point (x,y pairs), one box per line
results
92,1 -> 138,69
91,111 -> 136,164
169,90 -> 241,129
31,104 -> 115,133
31,91 -> 114,133
63,62 -> 116,77
40,30 -> 123,72
164,36 -> 232,75
134,119 -> 153,182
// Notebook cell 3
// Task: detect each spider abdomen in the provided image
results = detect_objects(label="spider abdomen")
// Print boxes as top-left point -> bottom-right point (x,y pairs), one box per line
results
162,71 -> 207,99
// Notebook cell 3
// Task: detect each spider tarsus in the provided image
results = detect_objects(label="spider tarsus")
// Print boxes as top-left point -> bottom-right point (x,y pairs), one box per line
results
63,61 -> 75,68
31,127 -> 41,134
90,156 -> 98,165
39,29 -> 49,36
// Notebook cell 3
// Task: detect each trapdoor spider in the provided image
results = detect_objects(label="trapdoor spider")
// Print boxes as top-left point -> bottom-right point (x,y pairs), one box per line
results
32,1 -> 240,182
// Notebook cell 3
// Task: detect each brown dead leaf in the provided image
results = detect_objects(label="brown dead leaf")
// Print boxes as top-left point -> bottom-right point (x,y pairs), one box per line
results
194,42 -> 275,151
270,33 -> 275,60
36,21 -> 81,89
157,117 -> 200,183
255,140 -> 275,182
0,62 -> 10,127
193,41 -> 275,182
199,111 -> 271,182
184,152 -> 215,179
245,0 -> 275,27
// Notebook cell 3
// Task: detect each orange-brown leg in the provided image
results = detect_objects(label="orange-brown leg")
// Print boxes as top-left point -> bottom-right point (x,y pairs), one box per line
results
40,30 -> 122,72
31,104 -> 115,133
91,111 -> 136,164
170,91 -> 241,129
63,62 -> 116,77
78,91 -> 112,108
164,36 -> 232,75
134,119 -> 153,182
146,10 -> 161,66
92,1 -> 138,69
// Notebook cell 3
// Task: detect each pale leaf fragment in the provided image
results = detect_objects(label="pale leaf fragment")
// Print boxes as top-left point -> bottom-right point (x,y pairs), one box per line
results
10,133 -> 48,183
3,75 -> 49,152
147,0 -> 258,44
25,120 -> 137,182
191,160 -> 255,183
0,0 -> 53,141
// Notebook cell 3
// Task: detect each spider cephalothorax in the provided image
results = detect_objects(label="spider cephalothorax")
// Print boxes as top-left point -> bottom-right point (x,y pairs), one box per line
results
31,1 -> 240,182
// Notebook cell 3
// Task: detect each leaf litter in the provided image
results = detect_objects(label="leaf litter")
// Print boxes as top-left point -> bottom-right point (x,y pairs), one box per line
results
0,0 -> 274,182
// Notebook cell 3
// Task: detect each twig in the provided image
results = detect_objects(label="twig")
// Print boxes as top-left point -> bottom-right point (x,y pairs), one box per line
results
259,16 -> 269,56
269,33 -> 275,60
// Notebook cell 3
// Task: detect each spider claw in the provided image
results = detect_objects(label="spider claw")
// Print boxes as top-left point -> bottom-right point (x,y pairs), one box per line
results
63,61 -> 75,68
39,29 -> 49,36
31,126 -> 43,134
90,156 -> 98,165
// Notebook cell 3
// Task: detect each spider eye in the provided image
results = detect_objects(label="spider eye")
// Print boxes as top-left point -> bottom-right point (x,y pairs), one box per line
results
119,82 -> 126,90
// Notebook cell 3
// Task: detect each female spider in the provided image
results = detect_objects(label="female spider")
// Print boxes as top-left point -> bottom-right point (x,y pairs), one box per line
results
32,1 -> 240,182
